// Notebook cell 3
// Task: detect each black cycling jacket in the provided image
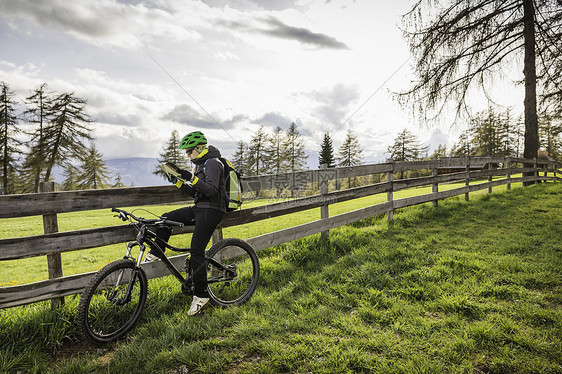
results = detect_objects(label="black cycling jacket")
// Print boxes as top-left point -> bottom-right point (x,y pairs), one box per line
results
179,145 -> 226,212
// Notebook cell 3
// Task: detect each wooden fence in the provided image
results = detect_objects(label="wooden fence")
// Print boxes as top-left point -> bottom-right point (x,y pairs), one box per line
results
0,157 -> 559,309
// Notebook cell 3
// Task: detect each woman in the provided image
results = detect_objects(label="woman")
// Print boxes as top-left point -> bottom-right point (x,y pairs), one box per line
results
146,130 -> 226,315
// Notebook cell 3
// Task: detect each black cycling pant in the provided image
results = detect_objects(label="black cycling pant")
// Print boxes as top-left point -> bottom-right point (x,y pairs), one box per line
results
153,206 -> 224,298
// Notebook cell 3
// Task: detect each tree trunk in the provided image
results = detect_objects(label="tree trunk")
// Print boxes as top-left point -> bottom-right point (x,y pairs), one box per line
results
2,131 -> 7,195
522,0 -> 539,185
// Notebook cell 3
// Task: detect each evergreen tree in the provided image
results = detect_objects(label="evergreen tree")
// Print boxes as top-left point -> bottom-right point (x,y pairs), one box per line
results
470,108 -> 504,157
459,107 -> 525,158
76,142 -> 110,190
498,108 -> 517,157
283,122 -> 307,172
22,83 -> 54,192
231,140 -> 247,175
61,164 -> 80,191
154,130 -> 189,179
450,130 -> 473,158
387,129 -> 427,161
387,129 -> 427,178
0,82 -> 21,195
113,173 -> 126,188
514,115 -> 526,158
10,168 -> 26,194
539,115 -> 562,161
266,126 -> 287,174
247,125 -> 269,176
338,130 -> 363,187
430,144 -> 448,159
42,92 -> 93,182
338,130 -> 363,167
318,131 -> 335,168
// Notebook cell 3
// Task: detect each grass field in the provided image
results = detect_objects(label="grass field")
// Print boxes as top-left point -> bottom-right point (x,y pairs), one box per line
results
0,181 -> 561,373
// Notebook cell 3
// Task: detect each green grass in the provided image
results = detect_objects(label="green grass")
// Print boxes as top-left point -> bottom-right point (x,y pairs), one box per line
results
0,182 -> 560,373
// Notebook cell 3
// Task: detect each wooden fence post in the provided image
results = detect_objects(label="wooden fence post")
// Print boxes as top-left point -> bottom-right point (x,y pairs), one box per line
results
387,160 -> 394,222
320,164 -> 330,238
534,158 -> 538,184
465,157 -> 470,202
40,181 -> 64,309
432,165 -> 438,207
506,157 -> 511,190
488,163 -> 493,194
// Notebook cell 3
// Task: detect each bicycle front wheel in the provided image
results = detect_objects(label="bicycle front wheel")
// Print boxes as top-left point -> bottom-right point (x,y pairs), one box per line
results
77,259 -> 148,344
206,238 -> 259,307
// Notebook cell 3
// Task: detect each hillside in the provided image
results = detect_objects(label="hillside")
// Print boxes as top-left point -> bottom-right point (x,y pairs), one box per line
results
0,183 -> 560,373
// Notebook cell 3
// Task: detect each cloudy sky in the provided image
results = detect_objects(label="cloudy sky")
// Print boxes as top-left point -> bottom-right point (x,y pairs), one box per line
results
0,0 -> 517,166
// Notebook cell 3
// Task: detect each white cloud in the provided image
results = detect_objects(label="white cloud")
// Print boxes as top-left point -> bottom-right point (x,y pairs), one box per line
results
0,0 -> 201,49
0,62 -> 46,96
0,60 -> 17,69
213,51 -> 240,62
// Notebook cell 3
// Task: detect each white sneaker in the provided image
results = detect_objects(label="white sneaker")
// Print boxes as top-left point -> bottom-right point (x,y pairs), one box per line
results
188,296 -> 210,316
142,253 -> 159,263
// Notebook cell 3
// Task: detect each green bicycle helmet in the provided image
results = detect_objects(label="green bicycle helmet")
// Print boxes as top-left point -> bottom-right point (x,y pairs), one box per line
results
179,131 -> 207,149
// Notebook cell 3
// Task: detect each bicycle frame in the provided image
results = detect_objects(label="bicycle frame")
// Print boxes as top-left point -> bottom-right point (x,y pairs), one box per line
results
124,223 -> 236,287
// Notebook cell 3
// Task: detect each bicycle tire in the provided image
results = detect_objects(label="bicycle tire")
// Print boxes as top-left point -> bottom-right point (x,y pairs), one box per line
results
206,238 -> 260,307
77,259 -> 148,344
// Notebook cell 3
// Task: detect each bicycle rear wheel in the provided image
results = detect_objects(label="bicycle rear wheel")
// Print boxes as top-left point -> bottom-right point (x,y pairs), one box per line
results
206,238 -> 259,307
77,259 -> 148,344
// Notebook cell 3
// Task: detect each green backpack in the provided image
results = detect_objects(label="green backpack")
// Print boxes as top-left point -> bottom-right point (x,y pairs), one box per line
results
204,157 -> 242,212
220,158 -> 242,212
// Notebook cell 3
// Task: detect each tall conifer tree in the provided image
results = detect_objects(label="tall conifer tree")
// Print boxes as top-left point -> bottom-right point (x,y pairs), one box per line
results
338,130 -> 363,187
284,122 -> 307,173
61,164 -> 80,191
266,126 -> 287,174
76,142 -> 111,190
154,130 -> 189,179
23,83 -> 54,192
247,125 -> 269,176
318,131 -> 335,168
338,130 -> 363,167
387,129 -> 427,178
231,140 -> 247,175
42,92 -> 93,182
0,82 -> 21,195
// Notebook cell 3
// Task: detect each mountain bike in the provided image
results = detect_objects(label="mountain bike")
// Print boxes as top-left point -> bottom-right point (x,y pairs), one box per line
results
77,208 -> 260,344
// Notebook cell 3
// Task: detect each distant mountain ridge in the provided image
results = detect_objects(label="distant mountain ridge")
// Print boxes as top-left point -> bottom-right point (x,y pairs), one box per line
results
106,158 -> 167,187
52,158 -> 168,187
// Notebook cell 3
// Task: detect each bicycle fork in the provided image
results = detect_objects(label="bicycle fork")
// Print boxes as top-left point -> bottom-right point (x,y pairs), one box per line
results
107,241 -> 145,306
108,270 -> 139,306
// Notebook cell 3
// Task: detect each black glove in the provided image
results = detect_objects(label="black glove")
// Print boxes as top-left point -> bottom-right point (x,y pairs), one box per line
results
178,169 -> 192,181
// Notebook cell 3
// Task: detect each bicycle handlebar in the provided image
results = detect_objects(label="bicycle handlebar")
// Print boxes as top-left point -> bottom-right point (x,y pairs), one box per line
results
111,208 -> 184,228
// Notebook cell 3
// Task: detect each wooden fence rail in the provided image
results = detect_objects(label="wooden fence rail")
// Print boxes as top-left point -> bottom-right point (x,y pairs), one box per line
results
0,157 -> 559,309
